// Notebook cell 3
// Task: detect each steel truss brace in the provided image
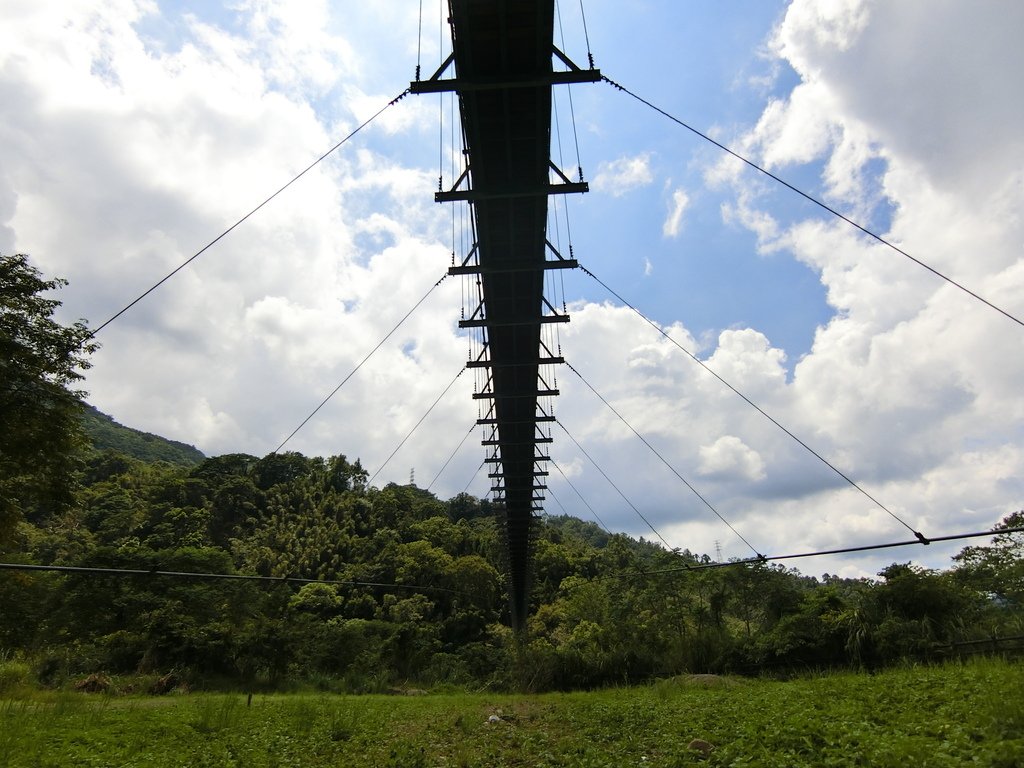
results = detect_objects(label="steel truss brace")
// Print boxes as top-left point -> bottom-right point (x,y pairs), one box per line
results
409,47 -> 601,94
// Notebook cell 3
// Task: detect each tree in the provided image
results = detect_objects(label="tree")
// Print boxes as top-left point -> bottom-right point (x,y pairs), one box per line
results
953,512 -> 1024,634
0,253 -> 97,542
252,451 -> 314,491
954,512 -> 1024,599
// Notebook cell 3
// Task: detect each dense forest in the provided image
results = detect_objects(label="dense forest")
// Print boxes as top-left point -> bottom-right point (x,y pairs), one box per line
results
1,251 -> 1022,692
1,421 -> 1021,692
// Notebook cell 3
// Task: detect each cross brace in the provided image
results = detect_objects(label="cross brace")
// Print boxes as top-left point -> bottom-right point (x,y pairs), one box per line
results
482,437 -> 554,446
436,182 -> 586,203
459,315 -> 569,329
449,260 -> 577,276
473,389 -> 559,400
477,416 -> 556,425
409,47 -> 601,94
467,357 -> 564,369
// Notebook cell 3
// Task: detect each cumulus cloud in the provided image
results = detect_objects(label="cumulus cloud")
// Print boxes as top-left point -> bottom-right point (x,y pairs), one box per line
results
0,0 -> 476,493
698,436 -> 766,482
592,153 -> 654,196
544,0 -> 1024,571
2,0 -> 1020,578
685,0 -> 1024,567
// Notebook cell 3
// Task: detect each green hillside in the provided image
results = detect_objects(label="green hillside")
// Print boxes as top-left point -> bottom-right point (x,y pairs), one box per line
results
81,404 -> 205,466
3,442 -> 1020,693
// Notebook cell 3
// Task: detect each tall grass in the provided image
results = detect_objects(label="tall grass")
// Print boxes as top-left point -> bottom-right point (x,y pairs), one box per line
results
0,658 -> 1019,767
0,658 -> 31,695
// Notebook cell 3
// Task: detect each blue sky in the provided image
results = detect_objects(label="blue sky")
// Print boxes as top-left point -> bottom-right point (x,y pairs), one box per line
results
2,0 -> 1022,577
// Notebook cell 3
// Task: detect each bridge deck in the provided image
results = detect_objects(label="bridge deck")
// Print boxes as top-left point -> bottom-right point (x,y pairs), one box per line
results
413,0 -> 598,628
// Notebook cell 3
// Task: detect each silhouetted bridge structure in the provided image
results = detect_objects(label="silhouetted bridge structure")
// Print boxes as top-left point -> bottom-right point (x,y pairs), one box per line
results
411,0 -> 600,628
16,0 -> 1012,636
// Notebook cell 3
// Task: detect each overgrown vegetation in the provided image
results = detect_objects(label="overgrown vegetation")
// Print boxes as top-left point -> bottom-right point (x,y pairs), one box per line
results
2,252 -> 1022,695
1,439 -> 1021,691
81,405 -> 204,467
0,253 -> 97,544
0,659 -> 1020,767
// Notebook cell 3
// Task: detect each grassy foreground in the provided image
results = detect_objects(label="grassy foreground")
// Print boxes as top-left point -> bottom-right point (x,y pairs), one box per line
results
1,659 -> 1021,767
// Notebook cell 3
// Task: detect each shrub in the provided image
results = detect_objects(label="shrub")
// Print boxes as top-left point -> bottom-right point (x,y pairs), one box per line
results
0,658 -> 32,693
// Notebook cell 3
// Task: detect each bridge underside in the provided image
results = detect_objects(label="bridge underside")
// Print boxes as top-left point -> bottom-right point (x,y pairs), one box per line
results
412,0 -> 598,628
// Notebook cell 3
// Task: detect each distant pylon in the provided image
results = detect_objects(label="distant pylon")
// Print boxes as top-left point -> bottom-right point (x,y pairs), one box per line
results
409,468 -> 415,486
714,540 -> 723,562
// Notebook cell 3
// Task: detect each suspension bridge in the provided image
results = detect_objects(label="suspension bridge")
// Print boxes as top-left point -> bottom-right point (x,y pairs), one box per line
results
408,0 -> 600,629
402,0 -> 1019,627
6,0 -> 1022,632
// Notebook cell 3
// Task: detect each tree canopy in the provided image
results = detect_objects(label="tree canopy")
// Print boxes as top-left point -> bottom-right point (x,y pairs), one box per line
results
0,253 -> 97,541
2,437 -> 1020,690
1,253 -> 1021,692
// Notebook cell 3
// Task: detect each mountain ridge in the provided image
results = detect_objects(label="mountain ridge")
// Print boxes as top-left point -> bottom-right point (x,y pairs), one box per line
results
81,403 -> 205,466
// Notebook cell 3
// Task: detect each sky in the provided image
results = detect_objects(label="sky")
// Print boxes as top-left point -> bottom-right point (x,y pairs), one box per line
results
2,0 -> 1022,579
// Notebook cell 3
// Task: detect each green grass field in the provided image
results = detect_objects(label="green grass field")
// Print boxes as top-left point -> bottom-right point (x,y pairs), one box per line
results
1,659 -> 1021,767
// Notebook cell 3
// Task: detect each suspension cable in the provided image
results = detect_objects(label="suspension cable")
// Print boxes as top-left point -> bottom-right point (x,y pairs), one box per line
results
555,0 -> 586,180
563,525 -> 1024,592
601,75 -> 1024,331
546,485 -> 571,516
462,458 -> 486,495
427,419 -> 477,492
415,0 -> 423,80
576,261 -> 926,541
628,525 -> 1024,576
563,360 -> 762,557
90,90 -> 410,337
545,474 -> 649,578
578,0 -> 594,69
274,271 -> 448,454
367,365 -> 467,487
555,420 -> 675,551
550,457 -> 613,534
0,561 -> 471,598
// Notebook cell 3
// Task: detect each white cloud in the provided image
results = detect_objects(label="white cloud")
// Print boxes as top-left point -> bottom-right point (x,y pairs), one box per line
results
3,0 -> 1021,579
0,0 -> 475,490
775,0 -> 1024,196
540,0 -> 1024,571
776,0 -> 870,57
751,83 -> 837,170
706,329 -> 787,400
662,187 -> 690,238
681,0 -> 1024,566
698,436 -> 766,482
591,153 -> 654,196
238,0 -> 359,94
